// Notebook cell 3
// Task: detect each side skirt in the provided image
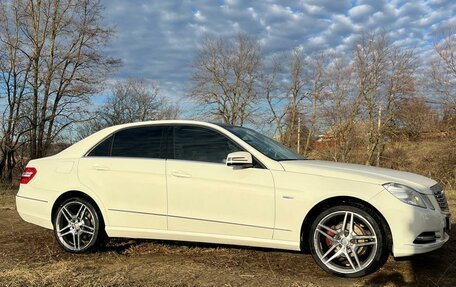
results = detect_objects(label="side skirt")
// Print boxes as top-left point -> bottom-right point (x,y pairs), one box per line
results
105,226 -> 301,251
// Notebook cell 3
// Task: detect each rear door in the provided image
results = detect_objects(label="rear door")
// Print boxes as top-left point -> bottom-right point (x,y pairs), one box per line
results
78,125 -> 168,230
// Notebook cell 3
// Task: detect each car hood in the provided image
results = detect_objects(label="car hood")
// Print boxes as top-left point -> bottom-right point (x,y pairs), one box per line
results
279,160 -> 437,194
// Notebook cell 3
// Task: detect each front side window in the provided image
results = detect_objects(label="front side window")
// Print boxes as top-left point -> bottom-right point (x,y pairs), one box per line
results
221,125 -> 304,161
173,126 -> 240,163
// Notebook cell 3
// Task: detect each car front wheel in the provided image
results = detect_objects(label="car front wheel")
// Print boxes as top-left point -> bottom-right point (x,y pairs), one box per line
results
309,204 -> 389,277
53,197 -> 104,253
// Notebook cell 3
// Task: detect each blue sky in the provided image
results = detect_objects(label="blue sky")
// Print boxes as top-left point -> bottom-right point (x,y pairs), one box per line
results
100,0 -> 456,106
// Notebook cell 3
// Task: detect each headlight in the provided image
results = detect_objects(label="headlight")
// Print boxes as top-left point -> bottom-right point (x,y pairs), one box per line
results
383,183 -> 428,209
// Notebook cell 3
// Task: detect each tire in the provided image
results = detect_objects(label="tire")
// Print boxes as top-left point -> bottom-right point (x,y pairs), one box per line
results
53,197 -> 105,253
308,204 -> 389,278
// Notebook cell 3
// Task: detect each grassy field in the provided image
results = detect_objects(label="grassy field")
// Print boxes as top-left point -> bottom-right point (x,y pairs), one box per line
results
1,187 -> 455,287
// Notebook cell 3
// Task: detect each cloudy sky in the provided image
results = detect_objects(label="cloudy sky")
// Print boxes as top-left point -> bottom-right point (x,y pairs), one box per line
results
100,0 -> 456,104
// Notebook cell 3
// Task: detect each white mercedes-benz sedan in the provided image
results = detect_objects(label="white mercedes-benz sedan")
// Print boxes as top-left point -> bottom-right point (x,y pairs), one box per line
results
16,120 -> 451,277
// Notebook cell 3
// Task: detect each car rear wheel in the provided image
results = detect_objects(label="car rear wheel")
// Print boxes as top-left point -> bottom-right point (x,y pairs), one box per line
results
309,204 -> 389,277
53,197 -> 104,253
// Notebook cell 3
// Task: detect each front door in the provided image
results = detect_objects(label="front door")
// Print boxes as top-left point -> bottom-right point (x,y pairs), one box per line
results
166,125 -> 275,239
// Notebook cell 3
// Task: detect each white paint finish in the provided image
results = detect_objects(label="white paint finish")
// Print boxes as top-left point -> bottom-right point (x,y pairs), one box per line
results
25,158 -> 76,192
271,169 -> 384,242
280,160 -> 437,194
166,160 -> 275,238
393,233 -> 450,257
15,120 -> 450,259
369,188 -> 449,257
55,161 -> 74,174
105,226 -> 300,251
226,151 -> 253,166
78,157 -> 167,230
16,196 -> 52,229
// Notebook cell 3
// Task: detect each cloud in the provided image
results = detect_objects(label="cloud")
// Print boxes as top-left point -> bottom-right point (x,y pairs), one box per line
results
304,0 -> 351,14
349,4 -> 374,20
100,0 -> 456,102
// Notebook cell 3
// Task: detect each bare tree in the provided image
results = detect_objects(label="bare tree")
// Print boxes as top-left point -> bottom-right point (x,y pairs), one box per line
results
262,49 -> 327,155
78,79 -> 180,138
393,97 -> 437,141
428,28 -> 456,134
432,28 -> 456,107
322,56 -> 362,162
97,79 -> 161,127
97,79 -> 179,128
355,32 -> 388,165
0,2 -> 30,181
261,56 -> 285,140
262,49 -> 309,148
302,53 -> 327,156
190,34 -> 261,125
0,1 -> 32,182
0,0 -> 117,182
354,32 -> 416,165
283,48 -> 308,148
1,0 -> 118,159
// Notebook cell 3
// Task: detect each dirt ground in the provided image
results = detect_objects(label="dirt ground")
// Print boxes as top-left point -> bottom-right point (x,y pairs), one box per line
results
1,188 -> 455,287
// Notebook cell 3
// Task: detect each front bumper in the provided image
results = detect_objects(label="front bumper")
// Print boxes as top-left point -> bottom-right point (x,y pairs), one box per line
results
369,190 -> 451,257
394,230 -> 450,257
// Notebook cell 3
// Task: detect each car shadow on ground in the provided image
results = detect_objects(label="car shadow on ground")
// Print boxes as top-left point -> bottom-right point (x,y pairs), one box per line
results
364,223 -> 456,287
101,237 -> 302,255
100,224 -> 456,286
99,223 -> 456,287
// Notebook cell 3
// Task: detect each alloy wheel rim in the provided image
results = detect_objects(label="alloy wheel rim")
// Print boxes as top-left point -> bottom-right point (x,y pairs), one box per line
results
56,201 -> 96,251
313,210 -> 378,274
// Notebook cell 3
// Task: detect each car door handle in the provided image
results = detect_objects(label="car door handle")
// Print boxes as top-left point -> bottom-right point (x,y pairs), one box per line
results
171,170 -> 192,178
93,164 -> 109,171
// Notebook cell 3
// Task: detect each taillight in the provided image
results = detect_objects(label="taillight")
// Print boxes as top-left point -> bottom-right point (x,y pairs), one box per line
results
20,167 -> 37,184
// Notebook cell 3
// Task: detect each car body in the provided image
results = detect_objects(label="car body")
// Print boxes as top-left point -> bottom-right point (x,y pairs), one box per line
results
16,120 -> 451,277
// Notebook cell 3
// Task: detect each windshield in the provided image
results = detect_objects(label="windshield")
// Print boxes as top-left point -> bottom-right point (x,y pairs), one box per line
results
221,125 -> 305,161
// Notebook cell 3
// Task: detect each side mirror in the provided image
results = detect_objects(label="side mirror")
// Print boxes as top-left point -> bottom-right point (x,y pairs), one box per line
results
226,151 -> 253,168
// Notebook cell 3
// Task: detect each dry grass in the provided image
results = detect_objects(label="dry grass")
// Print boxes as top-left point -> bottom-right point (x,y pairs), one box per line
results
311,138 -> 456,190
382,139 -> 456,190
0,187 -> 455,286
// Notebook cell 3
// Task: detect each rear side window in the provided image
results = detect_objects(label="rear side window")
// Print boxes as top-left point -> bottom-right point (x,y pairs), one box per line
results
111,126 -> 165,158
87,126 -> 165,158
87,135 -> 113,157
173,126 -> 240,163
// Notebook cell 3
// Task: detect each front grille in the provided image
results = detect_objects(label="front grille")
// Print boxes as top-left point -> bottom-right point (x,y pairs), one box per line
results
431,184 -> 449,212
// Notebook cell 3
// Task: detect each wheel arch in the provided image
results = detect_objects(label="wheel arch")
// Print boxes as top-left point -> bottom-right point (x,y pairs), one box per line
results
51,190 -> 106,227
300,196 -> 392,253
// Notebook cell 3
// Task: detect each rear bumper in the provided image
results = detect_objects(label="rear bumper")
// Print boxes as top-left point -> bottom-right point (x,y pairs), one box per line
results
16,195 -> 53,229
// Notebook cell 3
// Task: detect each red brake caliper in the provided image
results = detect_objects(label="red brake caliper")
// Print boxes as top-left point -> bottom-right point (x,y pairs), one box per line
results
325,225 -> 337,246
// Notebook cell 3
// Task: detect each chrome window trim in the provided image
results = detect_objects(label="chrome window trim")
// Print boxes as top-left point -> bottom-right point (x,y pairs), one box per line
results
82,123 -> 268,169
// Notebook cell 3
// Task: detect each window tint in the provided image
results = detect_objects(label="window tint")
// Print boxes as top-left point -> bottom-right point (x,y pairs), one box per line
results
173,126 -> 240,163
87,135 -> 113,157
221,125 -> 305,161
111,126 -> 165,158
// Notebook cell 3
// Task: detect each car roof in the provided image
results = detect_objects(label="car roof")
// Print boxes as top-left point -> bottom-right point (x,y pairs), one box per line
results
54,120 -> 235,158
106,119 -> 219,128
